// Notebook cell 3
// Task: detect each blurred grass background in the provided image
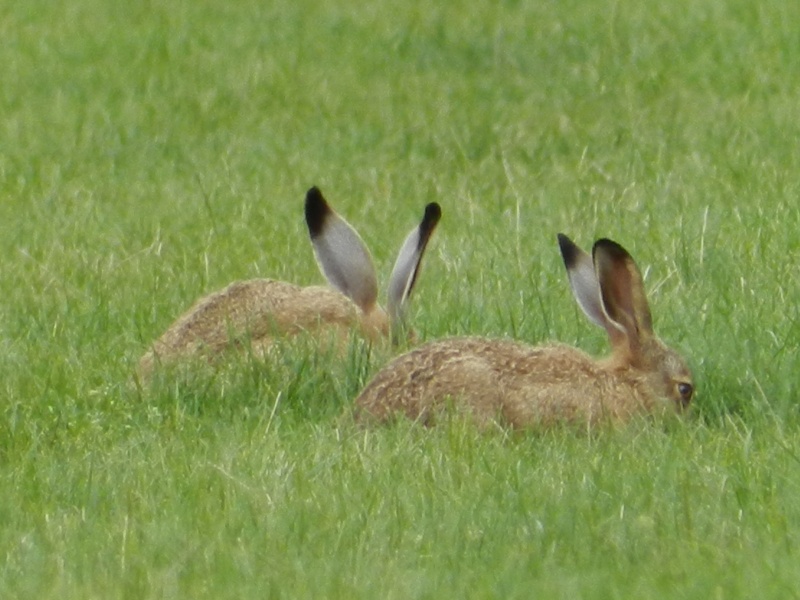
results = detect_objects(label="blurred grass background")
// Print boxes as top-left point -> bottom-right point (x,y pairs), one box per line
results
1,0 -> 800,597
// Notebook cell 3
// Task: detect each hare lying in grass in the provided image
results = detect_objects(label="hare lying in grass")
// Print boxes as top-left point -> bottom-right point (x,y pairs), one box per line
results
138,187 -> 442,379
354,234 -> 693,429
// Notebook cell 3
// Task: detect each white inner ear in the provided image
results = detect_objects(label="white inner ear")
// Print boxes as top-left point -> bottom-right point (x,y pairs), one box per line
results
386,225 -> 423,323
312,213 -> 378,312
567,253 -> 611,330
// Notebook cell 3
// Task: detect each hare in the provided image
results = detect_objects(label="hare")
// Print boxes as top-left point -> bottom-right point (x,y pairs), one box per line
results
138,186 -> 442,379
354,234 -> 694,429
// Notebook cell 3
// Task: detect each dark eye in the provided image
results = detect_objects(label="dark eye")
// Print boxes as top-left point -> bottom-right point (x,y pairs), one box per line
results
677,382 -> 694,405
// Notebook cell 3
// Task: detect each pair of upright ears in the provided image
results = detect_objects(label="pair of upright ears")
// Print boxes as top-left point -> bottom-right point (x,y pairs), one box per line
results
305,186 -> 442,328
558,233 -> 654,356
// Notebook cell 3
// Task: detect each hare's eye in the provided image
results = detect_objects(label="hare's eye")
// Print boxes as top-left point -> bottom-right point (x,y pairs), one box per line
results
677,382 -> 694,404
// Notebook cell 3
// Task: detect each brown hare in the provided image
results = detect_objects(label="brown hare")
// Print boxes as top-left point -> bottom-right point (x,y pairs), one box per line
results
138,186 -> 442,379
354,234 -> 693,429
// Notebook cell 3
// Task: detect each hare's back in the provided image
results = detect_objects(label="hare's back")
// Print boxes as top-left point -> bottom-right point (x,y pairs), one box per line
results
139,279 -> 361,374
354,336 -> 606,427
355,337 -> 548,422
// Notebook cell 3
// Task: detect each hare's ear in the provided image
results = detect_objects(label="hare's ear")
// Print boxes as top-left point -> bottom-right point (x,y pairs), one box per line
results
305,187 -> 378,312
386,202 -> 442,324
558,234 -> 613,330
592,238 -> 654,351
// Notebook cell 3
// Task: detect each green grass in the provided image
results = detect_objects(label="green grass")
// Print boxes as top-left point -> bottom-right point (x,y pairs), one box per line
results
2,0 -> 800,597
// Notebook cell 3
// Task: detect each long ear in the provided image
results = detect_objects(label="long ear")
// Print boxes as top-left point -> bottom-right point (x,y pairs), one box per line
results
386,202 -> 442,323
592,238 -> 654,352
305,186 -> 378,312
558,234 -> 611,329
558,233 -> 628,348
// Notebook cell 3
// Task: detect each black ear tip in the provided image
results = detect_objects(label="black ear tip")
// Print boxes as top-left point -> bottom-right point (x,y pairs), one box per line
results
305,186 -> 331,238
424,202 -> 442,224
305,186 -> 324,205
415,202 -> 442,251
557,233 -> 580,267
593,238 -> 631,260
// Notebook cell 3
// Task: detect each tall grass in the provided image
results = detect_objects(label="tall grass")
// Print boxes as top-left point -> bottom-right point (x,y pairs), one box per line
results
2,0 -> 800,597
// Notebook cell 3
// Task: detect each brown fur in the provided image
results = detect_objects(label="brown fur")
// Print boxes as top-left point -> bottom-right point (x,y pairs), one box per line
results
354,235 -> 694,430
354,336 -> 692,429
137,188 -> 440,381
138,279 -> 388,379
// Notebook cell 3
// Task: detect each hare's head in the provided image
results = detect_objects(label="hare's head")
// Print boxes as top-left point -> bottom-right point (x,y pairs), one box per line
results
305,187 -> 441,341
558,234 -> 694,410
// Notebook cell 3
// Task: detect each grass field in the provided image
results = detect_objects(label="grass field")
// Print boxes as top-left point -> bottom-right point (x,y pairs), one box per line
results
2,0 -> 800,597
